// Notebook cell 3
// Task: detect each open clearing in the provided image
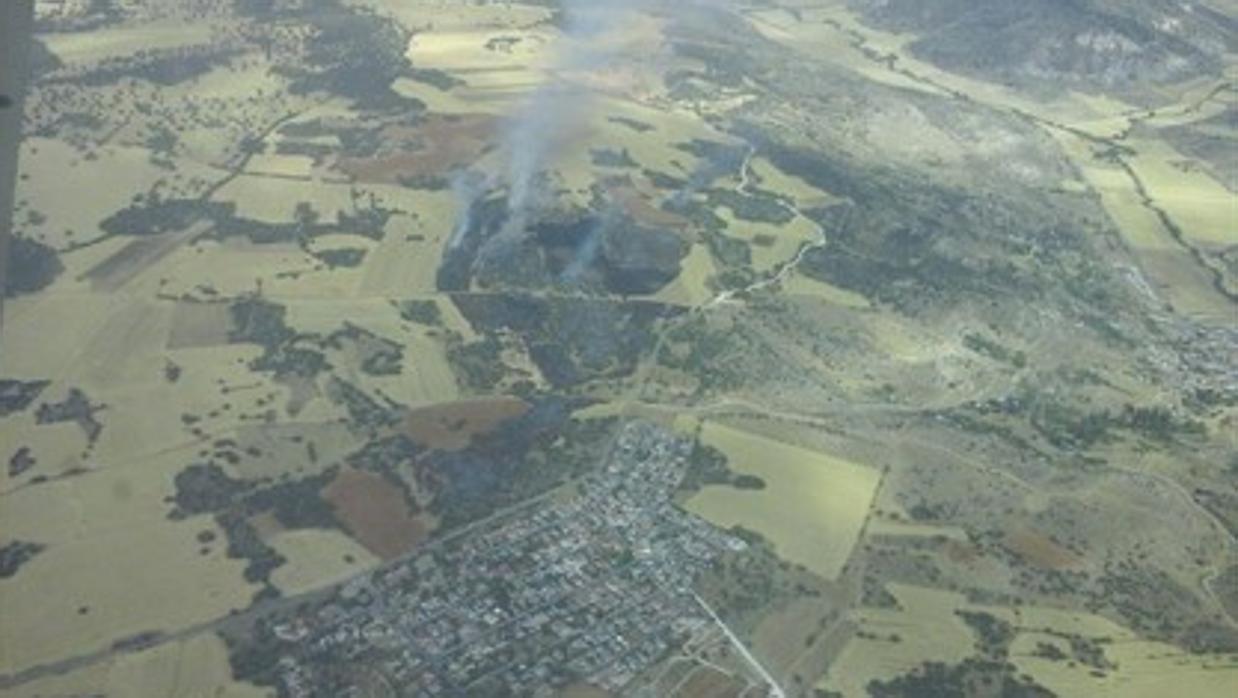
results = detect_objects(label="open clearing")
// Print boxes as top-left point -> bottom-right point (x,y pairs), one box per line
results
684,421 -> 880,580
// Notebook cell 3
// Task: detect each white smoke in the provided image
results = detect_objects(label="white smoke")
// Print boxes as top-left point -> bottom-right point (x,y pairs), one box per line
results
457,0 -> 649,242
560,208 -> 617,283
446,168 -> 490,251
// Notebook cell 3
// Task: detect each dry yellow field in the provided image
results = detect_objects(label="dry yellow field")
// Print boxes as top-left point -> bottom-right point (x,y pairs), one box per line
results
1055,125 -> 1234,320
749,155 -> 840,208
752,1 -> 1146,137
359,191 -> 458,297
17,139 -> 219,250
267,529 -> 380,596
1009,614 -> 1238,698
0,292 -> 120,379
41,20 -> 214,64
243,153 -> 318,180
751,0 -> 1236,327
782,270 -> 872,309
280,298 -> 460,406
818,584 -> 980,697
1124,137 -> 1236,248
819,583 -> 1238,698
0,453 -> 258,674
598,98 -> 735,178
716,208 -> 819,276
393,20 -> 554,114
213,175 -> 358,225
0,633 -> 272,698
652,243 -> 718,307
684,421 -> 880,580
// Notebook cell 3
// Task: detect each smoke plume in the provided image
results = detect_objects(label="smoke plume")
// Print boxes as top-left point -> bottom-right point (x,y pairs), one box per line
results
457,0 -> 647,242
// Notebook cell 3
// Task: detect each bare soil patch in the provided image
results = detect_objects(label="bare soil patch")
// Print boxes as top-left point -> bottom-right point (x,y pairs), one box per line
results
323,467 -> 433,560
557,683 -> 616,698
84,221 -> 212,291
167,301 -> 233,349
335,114 -> 495,183
675,666 -> 746,698
249,511 -> 286,540
610,182 -> 691,230
1005,528 -> 1082,570
403,396 -> 530,451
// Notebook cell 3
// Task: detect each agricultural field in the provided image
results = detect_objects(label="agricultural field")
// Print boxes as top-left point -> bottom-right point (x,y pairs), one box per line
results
1,632 -> 270,698
685,421 -> 881,580
2,0 -> 1236,696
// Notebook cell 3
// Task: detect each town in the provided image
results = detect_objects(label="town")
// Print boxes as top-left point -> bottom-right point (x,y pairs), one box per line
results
229,422 -> 756,697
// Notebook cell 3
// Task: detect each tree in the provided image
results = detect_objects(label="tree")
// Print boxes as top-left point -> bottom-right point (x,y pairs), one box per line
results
234,0 -> 275,17
5,237 -> 63,297
296,7 -> 413,105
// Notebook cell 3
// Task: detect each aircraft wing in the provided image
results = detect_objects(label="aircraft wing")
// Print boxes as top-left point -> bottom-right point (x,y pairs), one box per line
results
0,0 -> 35,325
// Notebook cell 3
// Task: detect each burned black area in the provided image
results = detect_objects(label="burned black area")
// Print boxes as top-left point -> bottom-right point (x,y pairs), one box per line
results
438,198 -> 686,295
436,196 -> 507,291
451,294 -> 681,389
425,399 -> 614,529
530,210 -> 605,277
529,211 -> 685,294
596,220 -> 685,295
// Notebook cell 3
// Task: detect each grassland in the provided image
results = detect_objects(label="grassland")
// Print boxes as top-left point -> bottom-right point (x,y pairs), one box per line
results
3,0 -> 1235,695
0,452 -> 258,673
4,2 -> 474,679
15,139 -> 219,250
819,582 -> 1238,698
652,242 -> 718,307
40,21 -> 215,65
750,0 -> 1237,324
684,421 -> 880,580
1008,607 -> 1238,698
817,584 -> 980,697
266,528 -> 379,595
0,632 -> 271,698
